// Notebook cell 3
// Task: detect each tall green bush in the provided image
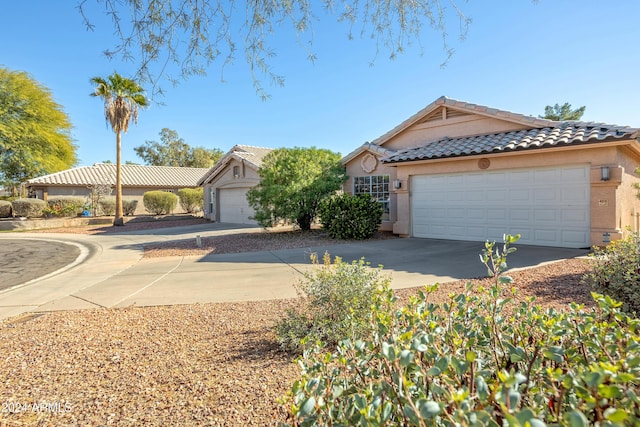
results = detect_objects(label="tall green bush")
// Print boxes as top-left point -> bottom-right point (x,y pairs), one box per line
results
582,232 -> 640,315
319,193 -> 383,239
143,190 -> 178,215
282,235 -> 640,426
275,253 -> 390,353
11,198 -> 46,218
177,188 -> 203,213
0,200 -> 11,217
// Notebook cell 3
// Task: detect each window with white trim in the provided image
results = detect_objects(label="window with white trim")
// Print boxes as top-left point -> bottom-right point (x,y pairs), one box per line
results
353,175 -> 390,220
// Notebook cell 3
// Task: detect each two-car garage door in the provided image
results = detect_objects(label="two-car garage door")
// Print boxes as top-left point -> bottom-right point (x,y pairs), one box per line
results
411,165 -> 590,248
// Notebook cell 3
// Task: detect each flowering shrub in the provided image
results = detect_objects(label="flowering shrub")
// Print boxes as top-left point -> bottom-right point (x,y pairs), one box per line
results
44,196 -> 85,217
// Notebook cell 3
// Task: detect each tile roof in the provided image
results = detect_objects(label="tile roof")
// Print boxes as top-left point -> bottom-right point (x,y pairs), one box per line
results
341,142 -> 397,165
382,121 -> 640,163
231,145 -> 273,169
198,145 -> 274,185
27,163 -> 209,187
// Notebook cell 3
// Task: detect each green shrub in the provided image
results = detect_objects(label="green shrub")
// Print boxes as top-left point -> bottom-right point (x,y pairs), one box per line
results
143,190 -> 178,215
11,198 -> 47,218
275,253 -> 391,353
99,198 -> 116,216
283,235 -> 640,426
44,196 -> 85,217
0,200 -> 12,218
123,199 -> 138,216
319,193 -> 383,239
177,188 -> 203,213
582,232 -> 640,315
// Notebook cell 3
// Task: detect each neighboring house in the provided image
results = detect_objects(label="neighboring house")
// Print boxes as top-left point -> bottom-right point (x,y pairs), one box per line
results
342,96 -> 640,248
27,163 -> 209,215
198,145 -> 273,224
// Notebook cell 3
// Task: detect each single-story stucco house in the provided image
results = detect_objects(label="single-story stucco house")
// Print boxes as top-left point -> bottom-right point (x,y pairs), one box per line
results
198,145 -> 274,224
27,163 -> 209,215
342,96 -> 640,248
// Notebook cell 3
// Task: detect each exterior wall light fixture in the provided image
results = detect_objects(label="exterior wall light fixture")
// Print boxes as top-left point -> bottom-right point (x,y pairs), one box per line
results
393,179 -> 402,190
601,166 -> 610,182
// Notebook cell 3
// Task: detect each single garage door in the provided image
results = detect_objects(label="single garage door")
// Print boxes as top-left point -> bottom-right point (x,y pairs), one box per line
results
411,165 -> 590,248
218,188 -> 257,225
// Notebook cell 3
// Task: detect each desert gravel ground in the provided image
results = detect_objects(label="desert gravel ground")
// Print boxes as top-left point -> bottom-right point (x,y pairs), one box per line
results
1,219 -> 595,426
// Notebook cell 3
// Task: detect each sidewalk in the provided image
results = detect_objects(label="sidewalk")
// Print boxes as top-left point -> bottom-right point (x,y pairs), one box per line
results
0,224 -> 589,320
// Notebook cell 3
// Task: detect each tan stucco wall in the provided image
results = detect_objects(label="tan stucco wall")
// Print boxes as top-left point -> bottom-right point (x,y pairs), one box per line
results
386,143 -> 640,246
383,115 -> 531,151
202,158 -> 261,221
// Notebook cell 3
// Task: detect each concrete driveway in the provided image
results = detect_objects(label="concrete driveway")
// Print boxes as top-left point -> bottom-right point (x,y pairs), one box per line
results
0,223 -> 589,320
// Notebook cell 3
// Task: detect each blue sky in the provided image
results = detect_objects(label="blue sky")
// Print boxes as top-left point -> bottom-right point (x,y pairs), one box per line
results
2,1 -> 640,167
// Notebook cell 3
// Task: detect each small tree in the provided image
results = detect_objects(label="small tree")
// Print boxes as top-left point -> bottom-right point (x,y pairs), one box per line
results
247,147 -> 346,231
540,102 -> 586,121
87,180 -> 113,216
134,128 -> 223,168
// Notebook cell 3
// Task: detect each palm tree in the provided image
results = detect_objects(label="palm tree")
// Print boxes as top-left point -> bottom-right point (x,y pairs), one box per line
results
90,72 -> 148,225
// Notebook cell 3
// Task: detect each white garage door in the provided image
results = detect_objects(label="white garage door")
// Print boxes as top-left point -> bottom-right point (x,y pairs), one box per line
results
219,188 -> 257,225
411,165 -> 590,248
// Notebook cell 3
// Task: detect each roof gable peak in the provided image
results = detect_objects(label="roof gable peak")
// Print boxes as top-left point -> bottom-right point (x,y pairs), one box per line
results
371,96 -> 558,147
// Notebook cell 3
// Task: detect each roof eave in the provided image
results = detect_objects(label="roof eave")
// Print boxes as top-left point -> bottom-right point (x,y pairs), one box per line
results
382,137 -> 639,165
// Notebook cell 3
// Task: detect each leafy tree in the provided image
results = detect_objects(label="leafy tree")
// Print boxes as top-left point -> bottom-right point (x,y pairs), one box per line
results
134,128 -> 223,168
0,67 -> 77,195
78,1 -> 471,98
247,147 -> 345,231
90,72 -> 149,226
540,102 -> 586,121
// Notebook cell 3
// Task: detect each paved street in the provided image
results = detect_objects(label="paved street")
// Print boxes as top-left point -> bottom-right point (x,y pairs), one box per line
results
0,239 -> 84,292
